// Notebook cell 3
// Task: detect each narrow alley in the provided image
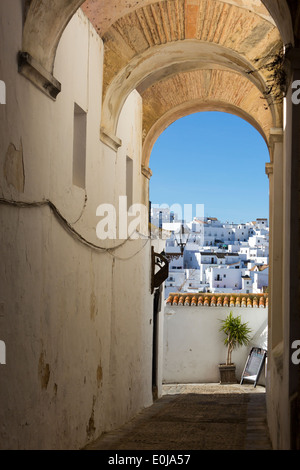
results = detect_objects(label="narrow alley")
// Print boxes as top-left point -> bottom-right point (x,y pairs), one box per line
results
2,1 -> 300,451
85,384 -> 272,451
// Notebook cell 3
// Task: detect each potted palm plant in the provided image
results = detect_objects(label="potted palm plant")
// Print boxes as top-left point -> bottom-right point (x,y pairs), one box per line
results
219,312 -> 252,384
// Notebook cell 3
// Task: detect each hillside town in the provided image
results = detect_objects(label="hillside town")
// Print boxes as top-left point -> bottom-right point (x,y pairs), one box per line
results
151,208 -> 269,299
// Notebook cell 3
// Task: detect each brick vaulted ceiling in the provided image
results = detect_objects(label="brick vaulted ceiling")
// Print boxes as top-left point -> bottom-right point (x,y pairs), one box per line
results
81,0 -> 276,36
81,0 -> 283,166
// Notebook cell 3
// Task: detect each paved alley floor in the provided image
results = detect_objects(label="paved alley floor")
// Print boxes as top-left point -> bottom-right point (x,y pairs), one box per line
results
85,384 -> 272,451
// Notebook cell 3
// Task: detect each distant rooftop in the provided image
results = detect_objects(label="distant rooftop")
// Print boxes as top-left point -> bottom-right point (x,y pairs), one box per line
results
200,252 -> 239,258
250,265 -> 269,272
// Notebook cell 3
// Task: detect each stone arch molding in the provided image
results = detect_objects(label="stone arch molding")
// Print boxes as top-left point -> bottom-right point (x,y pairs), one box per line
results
96,0 -> 284,149
19,0 -> 85,98
143,102 -> 271,169
100,39 -> 282,144
20,0 -> 292,99
141,67 -> 275,169
19,0 -> 288,166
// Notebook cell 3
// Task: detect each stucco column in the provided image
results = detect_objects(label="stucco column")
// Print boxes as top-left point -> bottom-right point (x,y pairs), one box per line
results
270,128 -> 284,349
266,46 -> 300,452
286,47 -> 300,450
268,129 -> 284,351
265,160 -> 273,345
265,127 -> 288,449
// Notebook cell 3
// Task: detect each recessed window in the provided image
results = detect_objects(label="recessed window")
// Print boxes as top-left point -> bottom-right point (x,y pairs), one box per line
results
73,103 -> 87,189
126,156 -> 133,210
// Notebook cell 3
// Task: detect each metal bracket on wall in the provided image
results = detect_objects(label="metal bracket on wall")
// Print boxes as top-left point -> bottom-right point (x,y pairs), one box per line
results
151,246 -> 169,294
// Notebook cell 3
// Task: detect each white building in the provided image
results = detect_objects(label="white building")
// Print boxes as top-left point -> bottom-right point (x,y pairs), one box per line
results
163,217 -> 269,297
241,275 -> 253,293
206,265 -> 245,292
150,206 -> 178,229
249,265 -> 269,293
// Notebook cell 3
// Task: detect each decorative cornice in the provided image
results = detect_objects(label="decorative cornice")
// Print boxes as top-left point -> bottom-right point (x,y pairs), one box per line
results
18,52 -> 61,100
269,127 -> 284,144
265,162 -> 274,177
100,128 -> 122,152
141,166 -> 152,180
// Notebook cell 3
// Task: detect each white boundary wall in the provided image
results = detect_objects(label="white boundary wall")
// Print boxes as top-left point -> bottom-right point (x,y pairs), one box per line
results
163,305 -> 268,384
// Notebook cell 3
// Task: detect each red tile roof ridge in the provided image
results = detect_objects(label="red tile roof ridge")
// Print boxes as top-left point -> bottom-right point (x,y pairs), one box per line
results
166,292 -> 268,308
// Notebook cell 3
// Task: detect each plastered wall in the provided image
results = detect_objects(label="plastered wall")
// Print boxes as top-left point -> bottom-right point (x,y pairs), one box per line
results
0,5 -> 154,449
163,305 -> 268,384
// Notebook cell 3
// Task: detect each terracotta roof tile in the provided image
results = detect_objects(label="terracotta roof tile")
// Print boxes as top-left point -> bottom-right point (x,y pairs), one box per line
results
166,293 -> 268,308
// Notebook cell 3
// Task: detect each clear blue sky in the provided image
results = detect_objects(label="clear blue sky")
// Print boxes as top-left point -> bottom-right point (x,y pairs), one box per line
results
149,111 -> 270,224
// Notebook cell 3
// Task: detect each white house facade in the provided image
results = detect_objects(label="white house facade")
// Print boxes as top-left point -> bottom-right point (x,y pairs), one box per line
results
163,218 -> 269,297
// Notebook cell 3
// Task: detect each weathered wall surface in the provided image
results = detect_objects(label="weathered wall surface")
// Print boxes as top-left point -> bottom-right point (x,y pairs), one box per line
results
0,4 -> 153,449
163,305 -> 268,384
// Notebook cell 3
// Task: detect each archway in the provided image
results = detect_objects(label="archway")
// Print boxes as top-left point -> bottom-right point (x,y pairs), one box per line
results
21,1 -> 293,77
149,110 -> 270,386
149,111 -> 270,221
13,0 -> 299,450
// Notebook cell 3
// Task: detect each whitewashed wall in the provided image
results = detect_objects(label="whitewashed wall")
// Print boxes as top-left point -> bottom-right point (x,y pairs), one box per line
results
163,305 -> 268,384
0,4 -> 153,450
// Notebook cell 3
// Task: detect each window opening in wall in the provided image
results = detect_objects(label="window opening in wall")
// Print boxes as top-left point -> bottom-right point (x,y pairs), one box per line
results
126,156 -> 133,210
73,103 -> 87,189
